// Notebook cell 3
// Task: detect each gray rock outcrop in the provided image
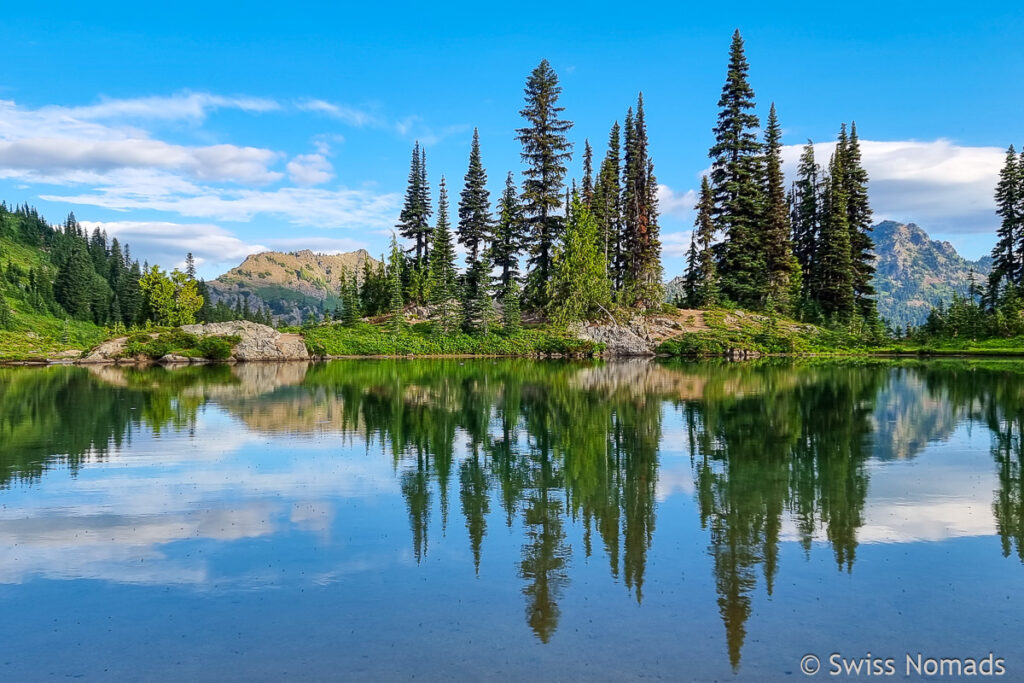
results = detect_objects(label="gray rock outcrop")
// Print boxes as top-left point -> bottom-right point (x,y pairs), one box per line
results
180,321 -> 309,361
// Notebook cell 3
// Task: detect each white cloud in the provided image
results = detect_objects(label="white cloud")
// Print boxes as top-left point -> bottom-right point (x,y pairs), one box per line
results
661,230 -> 694,258
53,185 -> 401,228
297,99 -> 378,127
783,138 -> 1006,234
78,220 -> 266,272
286,153 -> 334,186
656,184 -> 697,217
59,92 -> 280,122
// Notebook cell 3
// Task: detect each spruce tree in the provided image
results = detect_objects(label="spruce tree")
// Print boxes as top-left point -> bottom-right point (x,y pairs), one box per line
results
843,122 -> 876,318
462,253 -> 496,335
54,242 -> 94,320
762,103 -> 800,313
517,59 -> 573,307
386,234 -> 407,332
684,176 -> 719,308
502,279 -> 522,335
989,145 -> 1021,301
548,196 -> 612,325
709,30 -> 765,308
790,140 -> 821,301
592,121 -> 622,284
397,142 -> 432,264
185,252 -> 197,279
458,128 -> 493,265
427,178 -> 461,335
491,172 -> 523,296
581,139 -> 594,207
815,149 -> 855,320
621,94 -> 663,308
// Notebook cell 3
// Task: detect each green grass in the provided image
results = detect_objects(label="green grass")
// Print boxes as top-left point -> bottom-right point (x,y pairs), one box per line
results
873,336 -> 1024,356
299,321 -> 604,357
657,308 -> 876,357
0,312 -> 109,361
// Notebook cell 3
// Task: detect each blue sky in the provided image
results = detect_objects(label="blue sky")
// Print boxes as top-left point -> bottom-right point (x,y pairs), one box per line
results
0,1 -> 1020,279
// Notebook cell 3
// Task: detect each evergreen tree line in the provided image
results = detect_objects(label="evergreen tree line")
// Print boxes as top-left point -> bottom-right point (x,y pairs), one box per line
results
380,59 -> 662,335
682,31 -> 879,333
913,144 -> 1024,341
0,202 -> 270,331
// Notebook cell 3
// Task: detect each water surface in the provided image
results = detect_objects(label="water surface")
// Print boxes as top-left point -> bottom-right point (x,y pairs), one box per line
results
1,359 -> 1022,680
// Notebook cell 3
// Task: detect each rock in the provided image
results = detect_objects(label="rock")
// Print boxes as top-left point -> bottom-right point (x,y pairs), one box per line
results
46,349 -> 82,363
572,320 -> 656,357
159,354 -> 191,363
81,336 -> 134,363
180,321 -> 309,361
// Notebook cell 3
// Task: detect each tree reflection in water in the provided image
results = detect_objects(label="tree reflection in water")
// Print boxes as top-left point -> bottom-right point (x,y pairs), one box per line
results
5,358 -> 1024,666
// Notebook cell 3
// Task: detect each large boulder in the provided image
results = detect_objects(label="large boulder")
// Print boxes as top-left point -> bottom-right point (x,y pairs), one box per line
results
180,321 -> 309,361
572,319 -> 656,357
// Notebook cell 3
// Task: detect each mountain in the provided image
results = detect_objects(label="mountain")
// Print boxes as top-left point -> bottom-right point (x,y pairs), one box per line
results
664,220 -> 991,328
871,221 -> 991,328
206,249 -> 380,325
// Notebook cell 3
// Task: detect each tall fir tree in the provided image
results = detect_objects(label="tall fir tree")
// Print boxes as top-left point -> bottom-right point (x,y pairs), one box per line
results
386,234 -> 407,332
989,145 -> 1022,301
397,142 -> 433,264
842,122 -> 876,319
815,148 -> 855,319
789,140 -> 821,302
592,121 -> 622,284
458,128 -> 493,265
620,94 -> 663,308
427,177 -> 461,334
517,59 -> 573,307
709,30 -> 765,308
491,172 -> 523,296
581,139 -> 594,208
761,103 -> 800,313
683,176 -> 719,308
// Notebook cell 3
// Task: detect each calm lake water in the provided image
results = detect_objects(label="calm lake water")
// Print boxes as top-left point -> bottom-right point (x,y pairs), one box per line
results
1,359 -> 1023,681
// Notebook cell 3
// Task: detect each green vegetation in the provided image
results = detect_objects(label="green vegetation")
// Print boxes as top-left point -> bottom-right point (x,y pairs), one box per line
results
119,329 -> 241,360
300,321 -> 602,357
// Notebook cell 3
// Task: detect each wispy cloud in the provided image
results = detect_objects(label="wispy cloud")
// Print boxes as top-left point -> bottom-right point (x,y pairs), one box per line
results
656,184 -> 697,217
286,153 -> 334,186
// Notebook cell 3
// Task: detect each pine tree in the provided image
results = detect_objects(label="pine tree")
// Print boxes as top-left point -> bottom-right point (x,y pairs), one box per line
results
548,196 -> 612,326
491,172 -> 523,296
54,242 -> 94,320
816,148 -> 855,320
427,178 -> 461,334
790,140 -> 821,300
621,94 -> 663,308
458,129 -> 493,266
684,176 -> 719,308
185,252 -> 197,279
592,121 -> 622,284
462,253 -> 496,335
397,142 -> 433,264
762,103 -> 800,313
386,234 -> 407,332
989,145 -> 1021,301
843,122 -> 876,318
517,59 -> 573,307
709,30 -> 765,308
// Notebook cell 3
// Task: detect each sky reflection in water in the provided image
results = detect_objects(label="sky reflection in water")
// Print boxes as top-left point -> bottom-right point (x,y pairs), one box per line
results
0,359 -> 1022,680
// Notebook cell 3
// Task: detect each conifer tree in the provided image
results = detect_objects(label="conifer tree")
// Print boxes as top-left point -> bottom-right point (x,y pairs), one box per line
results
185,252 -> 197,279
458,129 -> 493,265
843,123 -> 876,318
621,94 -> 663,308
491,172 -> 523,296
462,253 -> 496,335
502,280 -> 522,335
762,104 -> 800,313
427,178 -> 461,334
989,145 -> 1022,300
790,140 -> 821,300
548,196 -> 611,326
581,139 -> 594,207
386,234 -> 407,332
517,59 -> 573,307
54,241 -> 94,320
684,176 -> 719,308
397,142 -> 433,264
816,149 -> 855,319
592,122 -> 622,283
709,30 -> 765,308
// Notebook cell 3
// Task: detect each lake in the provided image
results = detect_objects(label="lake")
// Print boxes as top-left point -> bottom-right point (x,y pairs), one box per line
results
1,359 -> 1022,680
